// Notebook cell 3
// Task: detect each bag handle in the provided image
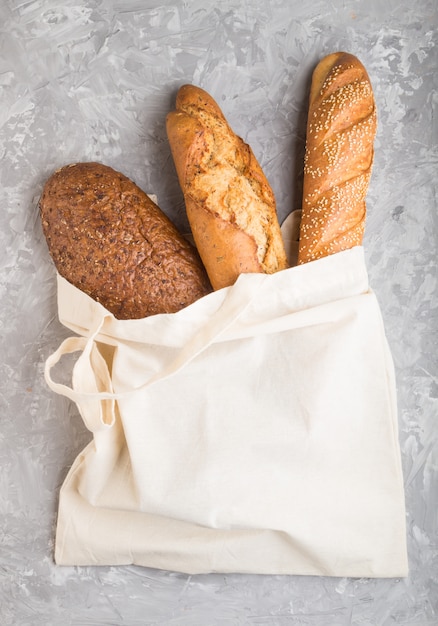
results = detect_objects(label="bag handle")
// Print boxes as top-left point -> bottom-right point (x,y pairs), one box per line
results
45,274 -> 268,411
45,317 -> 116,432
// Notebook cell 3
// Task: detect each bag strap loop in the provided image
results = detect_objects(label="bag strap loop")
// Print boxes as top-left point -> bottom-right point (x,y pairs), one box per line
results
44,274 -> 267,412
45,318 -> 115,432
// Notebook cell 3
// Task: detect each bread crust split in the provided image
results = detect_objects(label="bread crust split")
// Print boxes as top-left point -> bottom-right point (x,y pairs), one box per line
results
298,52 -> 377,264
166,84 -> 289,290
40,162 -> 212,319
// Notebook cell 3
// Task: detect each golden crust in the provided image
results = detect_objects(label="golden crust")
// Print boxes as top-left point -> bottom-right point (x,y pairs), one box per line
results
166,85 -> 288,290
298,52 -> 377,264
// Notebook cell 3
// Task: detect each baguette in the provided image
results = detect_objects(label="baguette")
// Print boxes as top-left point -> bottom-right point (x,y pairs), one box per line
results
40,162 -> 212,319
298,52 -> 377,264
166,85 -> 289,290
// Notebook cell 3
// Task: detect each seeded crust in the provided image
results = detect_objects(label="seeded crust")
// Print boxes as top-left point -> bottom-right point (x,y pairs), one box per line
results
40,162 -> 212,319
298,52 -> 377,264
166,85 -> 289,290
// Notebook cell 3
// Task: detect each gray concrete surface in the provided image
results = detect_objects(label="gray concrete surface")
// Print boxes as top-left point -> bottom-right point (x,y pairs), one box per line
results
0,0 -> 436,624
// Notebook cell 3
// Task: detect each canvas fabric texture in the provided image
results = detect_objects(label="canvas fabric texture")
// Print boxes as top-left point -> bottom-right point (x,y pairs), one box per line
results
45,243 -> 408,577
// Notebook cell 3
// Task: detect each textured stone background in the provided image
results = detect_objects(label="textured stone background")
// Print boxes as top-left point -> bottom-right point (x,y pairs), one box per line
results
0,0 -> 436,624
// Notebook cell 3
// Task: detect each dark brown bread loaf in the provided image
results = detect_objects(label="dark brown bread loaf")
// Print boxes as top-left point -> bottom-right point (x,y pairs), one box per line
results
298,52 -> 377,264
40,162 -> 212,319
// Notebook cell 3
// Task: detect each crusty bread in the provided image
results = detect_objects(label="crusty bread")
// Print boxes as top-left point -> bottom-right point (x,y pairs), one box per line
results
298,52 -> 377,264
40,162 -> 212,319
166,85 -> 289,290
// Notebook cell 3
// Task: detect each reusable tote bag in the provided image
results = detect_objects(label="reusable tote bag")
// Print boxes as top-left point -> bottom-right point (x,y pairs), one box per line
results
45,219 -> 408,577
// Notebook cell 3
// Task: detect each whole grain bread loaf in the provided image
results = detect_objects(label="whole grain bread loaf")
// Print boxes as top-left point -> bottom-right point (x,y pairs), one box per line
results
40,162 -> 212,319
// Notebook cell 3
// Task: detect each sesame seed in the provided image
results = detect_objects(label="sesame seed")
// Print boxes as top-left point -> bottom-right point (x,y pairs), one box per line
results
299,57 -> 376,263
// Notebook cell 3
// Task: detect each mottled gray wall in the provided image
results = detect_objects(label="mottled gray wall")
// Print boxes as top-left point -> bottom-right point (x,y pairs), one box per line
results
0,0 -> 436,624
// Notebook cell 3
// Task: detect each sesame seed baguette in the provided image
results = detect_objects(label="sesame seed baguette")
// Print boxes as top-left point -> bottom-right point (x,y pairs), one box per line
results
166,84 -> 289,291
298,52 -> 377,264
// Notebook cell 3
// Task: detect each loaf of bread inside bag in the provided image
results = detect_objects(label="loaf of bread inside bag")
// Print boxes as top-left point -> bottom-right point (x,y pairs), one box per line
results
40,162 -> 212,319
166,85 -> 289,290
298,52 -> 377,264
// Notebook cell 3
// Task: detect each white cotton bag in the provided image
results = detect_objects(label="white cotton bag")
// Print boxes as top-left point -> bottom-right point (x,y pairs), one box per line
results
45,244 -> 408,577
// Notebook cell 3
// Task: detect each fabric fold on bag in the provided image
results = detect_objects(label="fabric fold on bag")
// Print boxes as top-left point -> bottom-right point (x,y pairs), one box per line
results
48,246 -> 408,577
